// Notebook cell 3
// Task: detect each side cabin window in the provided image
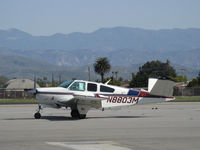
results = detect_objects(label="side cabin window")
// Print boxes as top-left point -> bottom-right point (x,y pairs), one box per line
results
69,82 -> 85,91
100,85 -> 115,93
87,83 -> 97,92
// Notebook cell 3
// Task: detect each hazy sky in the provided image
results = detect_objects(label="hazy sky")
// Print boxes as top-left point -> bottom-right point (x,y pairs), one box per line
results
0,0 -> 200,35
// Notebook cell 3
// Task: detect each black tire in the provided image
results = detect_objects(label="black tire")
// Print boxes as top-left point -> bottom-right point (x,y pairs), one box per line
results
34,112 -> 41,119
71,109 -> 79,118
79,114 -> 86,119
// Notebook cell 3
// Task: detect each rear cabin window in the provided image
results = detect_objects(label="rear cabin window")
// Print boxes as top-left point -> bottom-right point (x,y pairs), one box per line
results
100,85 -> 115,93
69,82 -> 85,91
87,83 -> 97,92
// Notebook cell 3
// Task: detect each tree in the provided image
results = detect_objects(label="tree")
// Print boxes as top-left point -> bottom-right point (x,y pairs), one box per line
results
188,71 -> 200,87
94,57 -> 111,82
171,75 -> 187,83
198,71 -> 200,85
138,60 -> 176,78
188,78 -> 199,87
104,77 -> 122,86
0,76 -> 9,88
129,60 -> 177,87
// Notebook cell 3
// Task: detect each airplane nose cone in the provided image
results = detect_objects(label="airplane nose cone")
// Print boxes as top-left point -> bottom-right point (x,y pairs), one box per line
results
27,89 -> 37,94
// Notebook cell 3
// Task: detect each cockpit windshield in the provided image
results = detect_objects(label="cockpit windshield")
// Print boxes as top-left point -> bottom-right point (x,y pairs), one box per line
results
59,80 -> 74,88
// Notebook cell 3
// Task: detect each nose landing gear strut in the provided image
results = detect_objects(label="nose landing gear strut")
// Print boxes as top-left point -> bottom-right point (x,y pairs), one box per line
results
34,105 -> 42,119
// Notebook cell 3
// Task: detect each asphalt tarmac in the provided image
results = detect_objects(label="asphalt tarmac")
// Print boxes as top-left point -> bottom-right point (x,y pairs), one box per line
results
0,102 -> 200,150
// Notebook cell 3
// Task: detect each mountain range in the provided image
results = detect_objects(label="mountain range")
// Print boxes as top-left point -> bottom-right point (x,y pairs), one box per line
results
1,27 -> 200,52
0,27 -> 200,80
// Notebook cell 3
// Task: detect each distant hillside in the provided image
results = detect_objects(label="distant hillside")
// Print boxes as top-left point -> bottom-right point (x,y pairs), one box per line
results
0,54 -> 198,80
1,27 -> 200,51
1,47 -> 199,70
0,55 -> 88,80
0,27 -> 199,80
0,54 -> 142,80
169,49 -> 200,69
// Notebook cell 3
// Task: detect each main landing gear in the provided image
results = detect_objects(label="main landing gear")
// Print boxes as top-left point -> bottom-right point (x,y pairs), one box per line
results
71,109 -> 86,119
34,106 -> 86,119
34,105 -> 42,119
152,107 -> 158,110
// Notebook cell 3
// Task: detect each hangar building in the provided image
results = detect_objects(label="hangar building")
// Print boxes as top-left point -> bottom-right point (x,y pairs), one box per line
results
4,78 -> 40,90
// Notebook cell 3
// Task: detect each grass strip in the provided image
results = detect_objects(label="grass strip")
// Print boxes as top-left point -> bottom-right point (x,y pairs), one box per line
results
174,96 -> 200,102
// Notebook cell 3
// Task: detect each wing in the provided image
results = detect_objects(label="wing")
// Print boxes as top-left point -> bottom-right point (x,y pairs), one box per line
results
56,94 -> 105,115
74,95 -> 104,109
54,94 -> 105,109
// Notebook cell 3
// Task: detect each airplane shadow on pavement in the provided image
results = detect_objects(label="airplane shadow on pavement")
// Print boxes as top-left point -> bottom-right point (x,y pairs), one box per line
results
3,115 -> 148,121
42,115 -> 148,121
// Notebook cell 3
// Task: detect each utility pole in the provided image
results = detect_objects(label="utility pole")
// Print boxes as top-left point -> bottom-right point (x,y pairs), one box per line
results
52,73 -> 54,86
59,74 -> 62,84
34,74 -> 36,89
115,71 -> 118,80
112,71 -> 114,80
88,66 -> 91,81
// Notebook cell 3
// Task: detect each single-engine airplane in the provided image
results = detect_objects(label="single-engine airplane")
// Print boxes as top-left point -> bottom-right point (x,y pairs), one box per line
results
32,78 -> 175,119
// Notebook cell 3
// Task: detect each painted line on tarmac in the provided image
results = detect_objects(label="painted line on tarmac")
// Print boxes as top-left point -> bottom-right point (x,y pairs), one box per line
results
46,141 -> 132,150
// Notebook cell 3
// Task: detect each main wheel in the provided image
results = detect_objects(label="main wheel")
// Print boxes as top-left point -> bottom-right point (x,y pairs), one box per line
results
34,112 -> 41,119
79,114 -> 86,119
71,109 -> 79,118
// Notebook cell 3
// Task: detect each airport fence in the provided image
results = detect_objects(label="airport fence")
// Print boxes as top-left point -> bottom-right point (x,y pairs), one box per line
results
0,89 -> 35,99
173,87 -> 200,96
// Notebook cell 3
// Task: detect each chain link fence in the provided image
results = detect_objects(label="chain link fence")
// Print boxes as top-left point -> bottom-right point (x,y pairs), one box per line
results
173,87 -> 200,96
0,89 -> 35,99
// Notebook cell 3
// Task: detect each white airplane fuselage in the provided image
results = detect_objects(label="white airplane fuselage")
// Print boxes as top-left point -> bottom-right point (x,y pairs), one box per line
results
34,79 -> 175,119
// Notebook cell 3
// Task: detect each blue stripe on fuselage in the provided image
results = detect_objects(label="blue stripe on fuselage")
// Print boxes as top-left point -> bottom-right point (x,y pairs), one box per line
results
128,90 -> 139,96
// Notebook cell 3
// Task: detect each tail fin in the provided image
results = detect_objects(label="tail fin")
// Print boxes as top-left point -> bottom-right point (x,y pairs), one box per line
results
148,78 -> 175,97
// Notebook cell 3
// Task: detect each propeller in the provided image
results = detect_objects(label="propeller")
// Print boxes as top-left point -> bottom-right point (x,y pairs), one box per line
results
25,75 -> 38,94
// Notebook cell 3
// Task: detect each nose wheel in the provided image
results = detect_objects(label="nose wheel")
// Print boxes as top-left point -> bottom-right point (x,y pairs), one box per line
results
34,105 -> 42,119
34,112 -> 41,119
